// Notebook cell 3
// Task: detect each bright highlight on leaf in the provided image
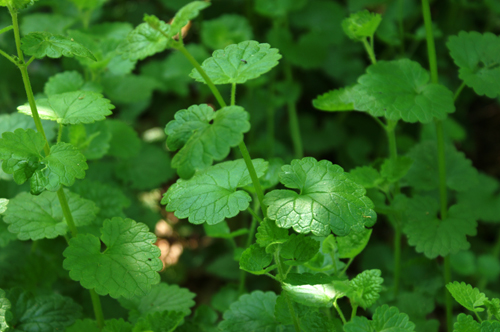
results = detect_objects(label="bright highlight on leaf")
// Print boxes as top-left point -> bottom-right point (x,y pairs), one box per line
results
2,190 -> 98,241
313,87 -> 354,112
18,91 -> 114,125
21,32 -> 97,60
264,157 -> 376,237
342,10 -> 382,41
0,0 -> 38,10
447,31 -> 500,98
0,289 -> 10,332
446,281 -> 487,313
165,104 -> 250,179
190,40 -> 282,84
352,59 -> 455,123
63,217 -> 162,299
162,159 -> 268,225
402,196 -> 477,259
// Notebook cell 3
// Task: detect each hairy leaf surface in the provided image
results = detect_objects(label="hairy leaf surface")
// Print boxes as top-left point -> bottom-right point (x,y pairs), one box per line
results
264,157 -> 376,236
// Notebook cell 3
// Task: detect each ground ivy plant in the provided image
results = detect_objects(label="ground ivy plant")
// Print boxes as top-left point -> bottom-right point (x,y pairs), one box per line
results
0,0 -> 499,331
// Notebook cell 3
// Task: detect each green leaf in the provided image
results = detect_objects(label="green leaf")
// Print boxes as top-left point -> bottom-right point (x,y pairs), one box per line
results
162,159 -> 267,225
36,142 -> 88,192
283,282 -> 341,308
0,128 -> 44,185
106,120 -> 141,159
117,21 -> 171,61
454,313 -> 479,332
132,310 -> 185,332
352,59 -> 455,123
346,305 -> 416,332
402,196 -> 477,259
349,166 -> 382,189
70,0 -> 105,10
342,10 -> 382,41
21,32 -> 96,60
170,1 -> 210,37
201,14 -> 253,50
0,113 -> 57,141
312,87 -> 355,112
480,321 -> 500,332
21,13 -> 75,34
348,269 -> 383,309
446,281 -> 487,313
165,104 -> 250,179
190,41 -> 282,85
284,273 -> 337,286
264,157 -> 376,236
447,31 -> 500,98
0,289 -> 10,332
118,283 -> 195,323
477,255 -> 500,281
44,71 -> 85,96
254,0 -> 307,17
0,0 -> 38,10
63,217 -> 162,298
484,298 -> 500,321
5,288 -> 82,332
239,244 -> 274,275
115,143 -> 174,190
67,318 -> 133,332
0,199 -> 7,214
3,190 -> 98,240
380,156 -> 413,183
255,217 -> 289,250
18,91 -> 114,125
405,141 -> 478,192
337,227 -> 372,259
204,221 -> 248,239
67,122 -> 112,160
101,74 -> 157,104
457,173 -> 500,222
280,234 -> 319,265
218,291 -> 280,332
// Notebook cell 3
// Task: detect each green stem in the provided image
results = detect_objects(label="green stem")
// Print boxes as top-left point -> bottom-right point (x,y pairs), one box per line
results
90,289 -> 105,329
25,55 -> 35,66
231,83 -> 236,106
10,9 -> 105,328
386,119 -> 400,194
398,0 -> 405,54
239,200 -> 261,295
454,81 -> 466,102
393,219 -> 402,296
0,48 -> 17,65
57,189 -> 78,237
0,25 -> 13,35
370,115 -> 387,130
275,251 -> 301,332
57,124 -> 63,143
284,62 -> 303,159
177,44 -> 227,108
362,38 -> 377,64
339,257 -> 354,277
421,2 -> 451,331
351,304 -> 358,321
246,206 -> 263,224
333,299 -> 347,325
176,44 -> 267,216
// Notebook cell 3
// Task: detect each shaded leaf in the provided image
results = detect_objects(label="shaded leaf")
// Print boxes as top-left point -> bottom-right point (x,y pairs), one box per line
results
21,32 -> 96,60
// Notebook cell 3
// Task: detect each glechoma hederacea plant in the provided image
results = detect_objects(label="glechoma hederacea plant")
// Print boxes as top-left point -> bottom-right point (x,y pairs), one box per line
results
0,0 -> 499,331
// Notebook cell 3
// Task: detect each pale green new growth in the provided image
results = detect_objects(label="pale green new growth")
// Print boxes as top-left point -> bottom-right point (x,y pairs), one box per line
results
342,10 -> 382,41
239,244 -> 273,275
349,269 -> 383,309
163,159 -> 267,225
447,31 -> 500,98
0,289 -> 9,332
63,217 -> 162,299
344,305 -> 416,332
218,291 -> 280,331
2,190 -> 97,240
283,283 -> 338,308
353,59 -> 455,123
402,196 -> 477,259
264,157 -> 376,236
312,87 -> 355,112
446,282 -> 487,313
337,227 -> 372,259
118,283 -> 195,323
18,91 -> 114,125
165,104 -> 250,179
21,32 -> 96,60
190,40 -> 282,84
